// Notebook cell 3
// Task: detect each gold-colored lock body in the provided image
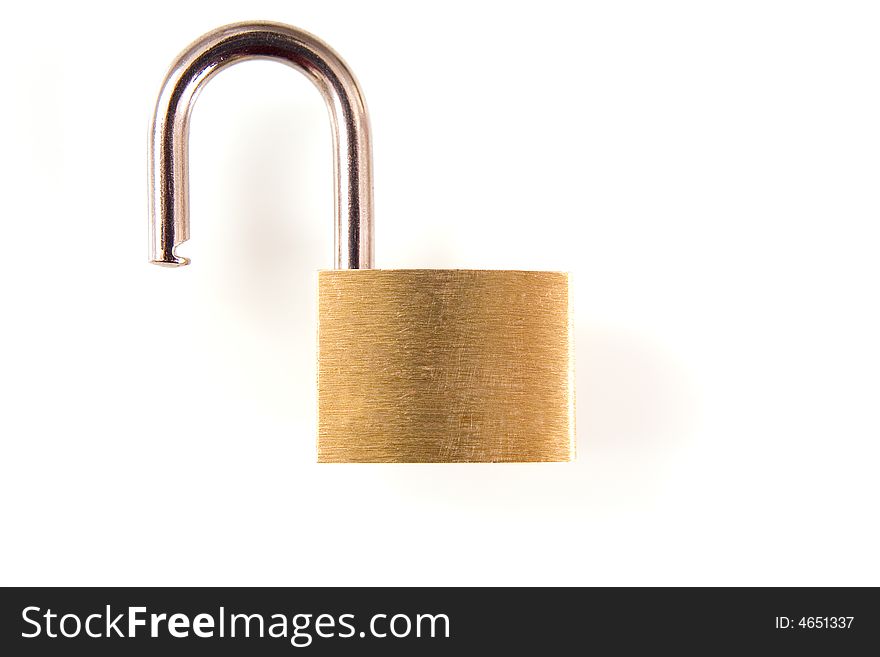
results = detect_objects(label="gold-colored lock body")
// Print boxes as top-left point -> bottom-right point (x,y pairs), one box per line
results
318,270 -> 574,462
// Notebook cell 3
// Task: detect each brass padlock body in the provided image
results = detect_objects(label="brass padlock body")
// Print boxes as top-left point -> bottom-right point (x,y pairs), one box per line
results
318,270 -> 574,463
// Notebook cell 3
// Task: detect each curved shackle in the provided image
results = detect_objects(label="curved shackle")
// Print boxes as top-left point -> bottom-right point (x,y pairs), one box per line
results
149,21 -> 374,269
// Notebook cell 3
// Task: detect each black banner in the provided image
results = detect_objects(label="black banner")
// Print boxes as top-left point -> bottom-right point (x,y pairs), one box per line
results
1,587 -> 876,654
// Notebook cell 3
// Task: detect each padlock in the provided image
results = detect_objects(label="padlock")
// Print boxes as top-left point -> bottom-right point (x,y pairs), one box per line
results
149,22 -> 574,462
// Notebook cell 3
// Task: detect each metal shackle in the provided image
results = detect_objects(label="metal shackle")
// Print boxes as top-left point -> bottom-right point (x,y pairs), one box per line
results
149,21 -> 374,269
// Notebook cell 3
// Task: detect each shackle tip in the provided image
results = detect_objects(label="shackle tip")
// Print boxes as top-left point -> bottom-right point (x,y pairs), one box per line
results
150,235 -> 189,267
150,255 -> 191,268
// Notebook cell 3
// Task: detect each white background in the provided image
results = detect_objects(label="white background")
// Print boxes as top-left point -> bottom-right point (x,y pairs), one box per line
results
1,1 -> 878,586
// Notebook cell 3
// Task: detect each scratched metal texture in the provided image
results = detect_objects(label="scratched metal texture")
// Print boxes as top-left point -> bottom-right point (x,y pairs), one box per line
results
317,270 -> 574,463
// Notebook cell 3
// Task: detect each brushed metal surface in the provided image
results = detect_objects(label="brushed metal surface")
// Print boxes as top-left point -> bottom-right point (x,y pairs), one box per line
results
318,270 -> 574,463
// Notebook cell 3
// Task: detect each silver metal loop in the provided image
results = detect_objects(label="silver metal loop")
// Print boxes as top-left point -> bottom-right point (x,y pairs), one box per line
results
149,21 -> 374,269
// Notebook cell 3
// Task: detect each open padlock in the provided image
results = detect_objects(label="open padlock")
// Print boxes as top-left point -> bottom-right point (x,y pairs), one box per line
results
149,22 -> 574,462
